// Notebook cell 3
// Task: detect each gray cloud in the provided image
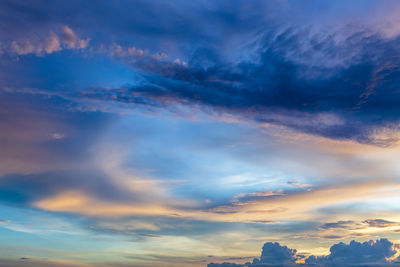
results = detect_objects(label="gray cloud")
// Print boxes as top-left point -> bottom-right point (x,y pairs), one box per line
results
364,219 -> 400,228
320,219 -> 400,231
320,220 -> 355,230
208,238 -> 399,267
306,239 -> 397,266
83,27 -> 400,145
208,263 -> 244,267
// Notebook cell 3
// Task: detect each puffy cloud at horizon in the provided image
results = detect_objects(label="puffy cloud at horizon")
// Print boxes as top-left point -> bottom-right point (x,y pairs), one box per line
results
6,26 -> 89,56
209,238 -> 400,267
256,242 -> 297,265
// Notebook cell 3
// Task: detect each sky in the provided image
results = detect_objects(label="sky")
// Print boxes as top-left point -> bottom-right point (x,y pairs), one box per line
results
3,0 -> 400,266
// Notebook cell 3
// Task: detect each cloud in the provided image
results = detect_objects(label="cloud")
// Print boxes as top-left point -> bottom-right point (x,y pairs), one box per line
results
209,238 -> 400,267
364,219 -> 400,228
61,26 -> 89,49
10,33 -> 61,55
320,220 -> 356,230
32,190 -> 181,217
206,180 -> 400,222
319,219 -> 400,232
8,26 -> 89,56
108,43 -> 148,58
51,133 -> 65,140
83,27 -> 400,144
256,242 -> 297,265
4,2 -> 400,144
208,263 -> 243,267
28,177 -> 400,225
306,239 -> 397,266
287,181 -> 311,189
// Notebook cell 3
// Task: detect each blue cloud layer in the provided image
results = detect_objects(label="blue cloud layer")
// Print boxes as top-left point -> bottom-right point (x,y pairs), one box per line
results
84,28 -> 400,144
3,1 -> 400,144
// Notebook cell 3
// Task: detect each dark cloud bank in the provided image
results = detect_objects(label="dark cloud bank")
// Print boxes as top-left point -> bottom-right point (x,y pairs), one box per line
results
208,239 -> 400,267
85,28 -> 400,145
3,1 -> 400,145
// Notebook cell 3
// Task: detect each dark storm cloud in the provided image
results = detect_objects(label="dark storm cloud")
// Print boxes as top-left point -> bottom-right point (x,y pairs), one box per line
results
84,28 -> 400,144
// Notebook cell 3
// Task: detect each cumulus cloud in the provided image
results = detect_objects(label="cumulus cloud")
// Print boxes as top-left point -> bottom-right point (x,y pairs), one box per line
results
61,26 -> 89,49
306,239 -> 397,266
108,43 -> 147,58
10,33 -> 61,55
208,239 -> 400,267
208,242 -> 300,266
256,242 -> 298,265
8,26 -> 89,56
208,263 -> 244,267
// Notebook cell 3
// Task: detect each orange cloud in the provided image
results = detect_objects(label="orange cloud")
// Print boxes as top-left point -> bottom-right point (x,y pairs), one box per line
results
34,191 -> 182,217
33,179 -> 400,224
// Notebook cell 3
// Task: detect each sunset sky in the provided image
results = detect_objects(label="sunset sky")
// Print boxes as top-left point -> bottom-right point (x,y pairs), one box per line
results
3,1 -> 400,266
